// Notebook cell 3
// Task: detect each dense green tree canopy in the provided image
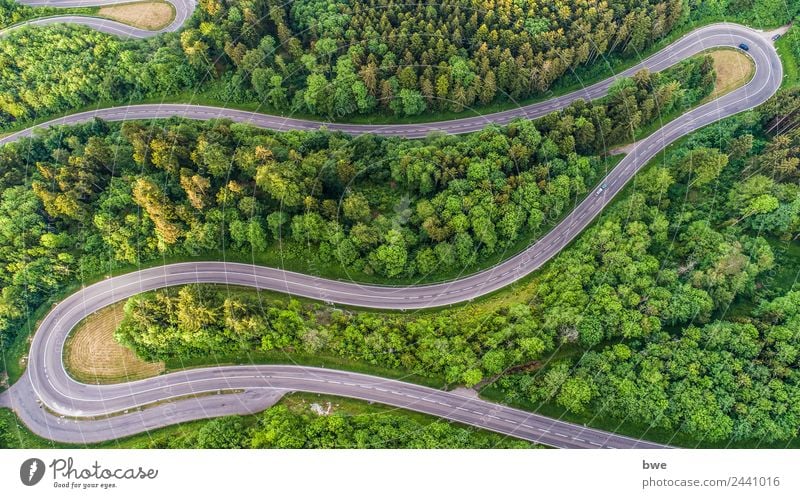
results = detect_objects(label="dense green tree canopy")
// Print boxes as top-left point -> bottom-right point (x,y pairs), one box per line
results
113,87 -> 800,445
0,0 -> 92,29
494,97 -> 800,445
0,0 -> 738,128
191,0 -> 686,117
123,403 -> 532,449
0,57 -> 714,347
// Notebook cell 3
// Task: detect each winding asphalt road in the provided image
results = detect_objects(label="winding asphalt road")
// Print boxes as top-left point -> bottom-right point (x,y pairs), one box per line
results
0,24 -> 782,142
0,0 -> 194,39
0,23 -> 784,448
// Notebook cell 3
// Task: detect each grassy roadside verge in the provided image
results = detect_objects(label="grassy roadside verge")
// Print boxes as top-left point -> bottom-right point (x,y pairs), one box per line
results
63,302 -> 165,384
97,1 -> 175,31
776,24 -> 800,88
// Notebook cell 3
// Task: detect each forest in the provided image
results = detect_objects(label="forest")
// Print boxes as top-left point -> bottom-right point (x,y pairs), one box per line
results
194,0 -> 684,117
1,0 -> 785,128
153,404 -> 530,449
494,95 -> 800,444
1,0 -> 799,449
0,56 -> 714,350
0,27 -> 195,126
0,0 -> 39,27
686,0 -> 799,27
0,0 -> 684,125
113,86 -> 800,445
116,285 -> 555,387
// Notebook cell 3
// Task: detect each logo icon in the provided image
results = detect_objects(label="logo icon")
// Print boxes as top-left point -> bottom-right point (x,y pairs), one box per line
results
20,458 -> 45,486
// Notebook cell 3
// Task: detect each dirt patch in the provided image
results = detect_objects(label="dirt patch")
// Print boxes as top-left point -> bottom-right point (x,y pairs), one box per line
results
98,1 -> 175,31
451,387 -> 480,399
310,401 -> 333,416
64,302 -> 164,384
706,49 -> 755,100
607,143 -> 635,155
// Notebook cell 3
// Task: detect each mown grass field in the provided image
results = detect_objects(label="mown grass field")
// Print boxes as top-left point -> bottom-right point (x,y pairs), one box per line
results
98,1 -> 175,31
64,302 -> 164,384
706,48 -> 756,100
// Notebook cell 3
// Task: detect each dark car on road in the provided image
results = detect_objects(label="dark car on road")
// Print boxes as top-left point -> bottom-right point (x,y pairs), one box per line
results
739,43 -> 749,51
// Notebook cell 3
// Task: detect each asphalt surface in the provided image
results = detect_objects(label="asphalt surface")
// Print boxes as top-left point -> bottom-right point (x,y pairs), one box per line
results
0,0 -> 195,38
0,23 -> 784,449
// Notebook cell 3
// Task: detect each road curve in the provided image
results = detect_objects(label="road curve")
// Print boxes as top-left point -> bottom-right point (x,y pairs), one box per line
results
1,0 -> 195,39
0,23 -> 783,448
0,23 -> 778,144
